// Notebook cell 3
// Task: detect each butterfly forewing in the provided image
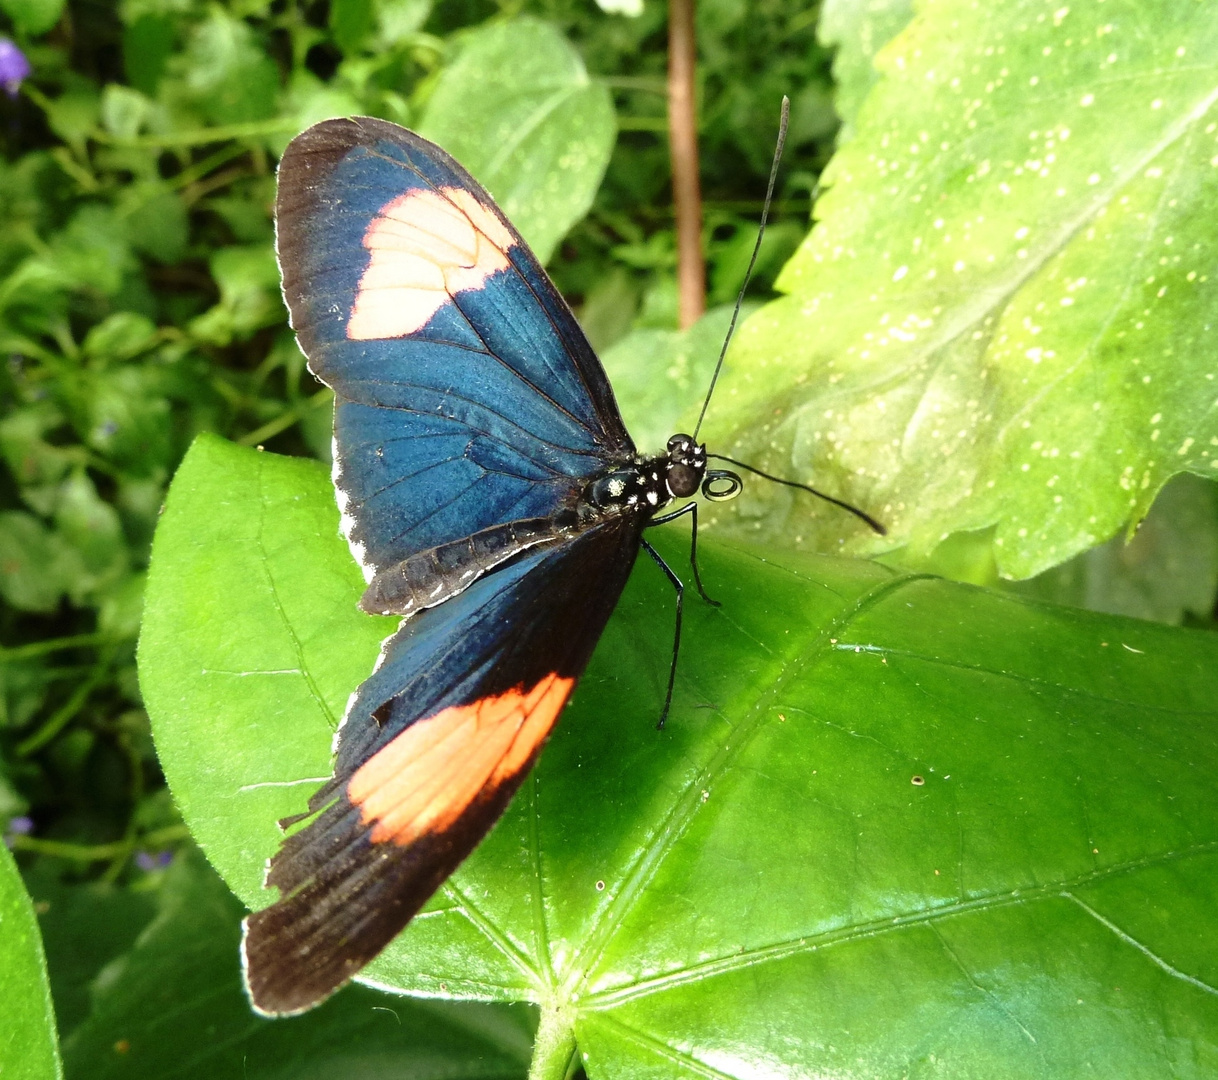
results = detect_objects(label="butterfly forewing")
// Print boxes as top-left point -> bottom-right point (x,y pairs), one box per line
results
275,116 -> 634,584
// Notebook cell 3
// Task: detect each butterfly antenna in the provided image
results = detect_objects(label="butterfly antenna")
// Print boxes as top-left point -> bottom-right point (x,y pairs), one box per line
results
708,454 -> 888,535
692,96 -> 790,442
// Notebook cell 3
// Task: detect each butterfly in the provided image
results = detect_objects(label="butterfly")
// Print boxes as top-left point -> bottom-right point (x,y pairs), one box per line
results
241,113 -> 881,1016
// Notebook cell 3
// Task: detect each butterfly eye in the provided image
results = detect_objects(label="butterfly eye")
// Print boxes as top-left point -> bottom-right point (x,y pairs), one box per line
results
667,463 -> 700,497
667,433 -> 692,454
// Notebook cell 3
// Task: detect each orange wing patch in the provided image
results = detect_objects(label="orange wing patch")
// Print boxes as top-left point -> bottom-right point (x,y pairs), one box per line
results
347,673 -> 575,846
346,186 -> 517,341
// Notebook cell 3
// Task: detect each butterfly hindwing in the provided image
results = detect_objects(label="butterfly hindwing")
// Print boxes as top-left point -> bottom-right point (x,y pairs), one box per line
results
275,117 -> 634,586
241,516 -> 643,1016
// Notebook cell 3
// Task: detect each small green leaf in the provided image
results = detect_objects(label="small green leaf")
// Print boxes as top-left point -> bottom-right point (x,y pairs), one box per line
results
720,0 -> 1218,579
707,220 -> 803,307
0,769 -> 26,818
119,186 -> 189,265
0,511 -> 80,612
122,13 -> 175,96
42,206 -> 135,298
181,11 -> 279,126
81,312 -> 158,363
0,656 -> 52,731
329,0 -> 374,54
0,0 -> 64,36
98,571 -> 146,639
60,849 -> 532,1079
376,0 -> 432,46
99,84 -> 152,140
0,405 -> 76,490
203,194 -> 274,245
142,438 -> 1218,1073
79,366 -> 173,477
53,472 -> 128,602
0,846 -> 63,1080
189,244 -> 283,346
418,17 -> 615,265
39,91 -> 100,158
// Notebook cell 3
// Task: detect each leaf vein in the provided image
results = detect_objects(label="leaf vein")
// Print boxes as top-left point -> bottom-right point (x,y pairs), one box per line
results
578,1012 -> 740,1080
583,842 -> 1218,1007
1061,890 -> 1218,997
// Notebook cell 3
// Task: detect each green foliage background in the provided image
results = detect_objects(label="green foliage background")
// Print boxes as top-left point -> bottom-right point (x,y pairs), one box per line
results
1,0 -> 1216,1075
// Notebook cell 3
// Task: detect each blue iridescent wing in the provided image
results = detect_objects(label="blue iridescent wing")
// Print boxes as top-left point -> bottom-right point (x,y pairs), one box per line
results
275,116 -> 634,583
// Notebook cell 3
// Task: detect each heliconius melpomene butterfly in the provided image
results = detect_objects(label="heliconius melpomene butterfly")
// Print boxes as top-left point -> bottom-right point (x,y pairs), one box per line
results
242,108 -> 882,1015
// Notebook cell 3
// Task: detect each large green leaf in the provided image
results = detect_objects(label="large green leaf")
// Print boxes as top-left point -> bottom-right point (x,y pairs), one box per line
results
711,0 -> 1218,579
140,436 -> 1218,1075
138,438 -> 396,891
59,849 -> 531,1079
417,17 -> 615,266
0,846 -> 62,1080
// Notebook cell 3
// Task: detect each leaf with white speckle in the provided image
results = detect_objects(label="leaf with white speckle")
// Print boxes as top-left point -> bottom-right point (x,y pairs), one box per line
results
708,0 -> 1218,579
818,0 -> 914,140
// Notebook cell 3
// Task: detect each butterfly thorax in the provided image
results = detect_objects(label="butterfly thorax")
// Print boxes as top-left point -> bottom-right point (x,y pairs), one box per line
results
359,435 -> 708,619
583,433 -> 707,517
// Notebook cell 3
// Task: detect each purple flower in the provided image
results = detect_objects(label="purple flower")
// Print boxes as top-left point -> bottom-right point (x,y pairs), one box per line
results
3,816 -> 33,846
0,39 -> 31,99
135,849 -> 173,871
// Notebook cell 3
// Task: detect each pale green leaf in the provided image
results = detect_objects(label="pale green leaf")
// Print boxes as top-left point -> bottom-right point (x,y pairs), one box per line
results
818,0 -> 914,138
716,0 -> 1218,579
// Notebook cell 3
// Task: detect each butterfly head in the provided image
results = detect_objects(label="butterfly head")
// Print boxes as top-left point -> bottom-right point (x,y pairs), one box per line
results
666,433 -> 742,504
664,433 -> 706,498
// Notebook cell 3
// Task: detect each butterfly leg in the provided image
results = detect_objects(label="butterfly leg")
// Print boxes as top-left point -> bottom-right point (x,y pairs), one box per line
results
640,537 -> 683,730
647,500 -> 719,607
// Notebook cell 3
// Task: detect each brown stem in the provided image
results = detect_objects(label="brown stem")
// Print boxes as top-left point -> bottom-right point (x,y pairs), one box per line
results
667,0 -> 704,329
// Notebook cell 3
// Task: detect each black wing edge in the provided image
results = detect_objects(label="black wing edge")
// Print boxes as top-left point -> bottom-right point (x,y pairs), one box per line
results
241,779 -> 521,1017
